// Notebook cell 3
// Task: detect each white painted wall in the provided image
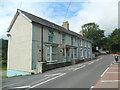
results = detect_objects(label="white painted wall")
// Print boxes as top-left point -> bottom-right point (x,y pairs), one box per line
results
7,13 -> 32,72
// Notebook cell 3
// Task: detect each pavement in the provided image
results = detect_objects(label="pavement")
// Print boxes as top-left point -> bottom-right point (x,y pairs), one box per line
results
2,55 -> 115,89
92,60 -> 120,89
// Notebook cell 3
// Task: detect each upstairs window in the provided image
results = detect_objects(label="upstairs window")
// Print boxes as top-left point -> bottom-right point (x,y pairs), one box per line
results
82,40 -> 84,46
85,41 -> 86,47
48,30 -> 54,42
80,40 -> 81,46
71,37 -> 74,46
77,39 -> 79,47
88,43 -> 91,48
62,33 -> 66,44
80,40 -> 83,46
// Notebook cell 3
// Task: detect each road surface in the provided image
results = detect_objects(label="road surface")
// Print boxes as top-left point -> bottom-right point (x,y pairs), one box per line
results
2,55 -> 114,89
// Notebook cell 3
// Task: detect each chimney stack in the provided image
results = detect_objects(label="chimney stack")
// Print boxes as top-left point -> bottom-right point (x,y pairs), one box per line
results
62,21 -> 69,30
79,30 -> 83,36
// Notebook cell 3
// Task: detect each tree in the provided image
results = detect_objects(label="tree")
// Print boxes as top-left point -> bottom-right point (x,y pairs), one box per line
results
108,28 -> 120,53
81,22 -> 105,51
0,38 -> 8,60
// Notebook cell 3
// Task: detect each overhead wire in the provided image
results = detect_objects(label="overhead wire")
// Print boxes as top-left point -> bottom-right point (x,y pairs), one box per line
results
63,2 -> 71,22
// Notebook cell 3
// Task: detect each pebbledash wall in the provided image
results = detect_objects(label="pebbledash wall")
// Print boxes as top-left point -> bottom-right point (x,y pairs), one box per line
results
7,9 -> 92,77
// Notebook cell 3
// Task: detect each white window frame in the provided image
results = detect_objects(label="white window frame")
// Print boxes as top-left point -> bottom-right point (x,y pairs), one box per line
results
74,48 -> 78,59
48,30 -> 54,42
62,33 -> 66,44
80,48 -> 83,57
46,46 -> 57,62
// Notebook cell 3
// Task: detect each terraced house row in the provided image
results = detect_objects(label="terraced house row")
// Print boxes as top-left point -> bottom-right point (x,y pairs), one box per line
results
7,9 -> 92,77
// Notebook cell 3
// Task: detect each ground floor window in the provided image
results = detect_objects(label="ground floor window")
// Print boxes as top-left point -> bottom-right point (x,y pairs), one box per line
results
88,49 -> 91,57
70,48 -> 78,59
46,46 -> 57,62
63,48 -> 65,56
66,47 -> 70,61
74,48 -> 77,58
46,46 -> 51,62
80,48 -> 83,57
84,49 -> 87,58
71,48 -> 74,59
52,46 -> 57,60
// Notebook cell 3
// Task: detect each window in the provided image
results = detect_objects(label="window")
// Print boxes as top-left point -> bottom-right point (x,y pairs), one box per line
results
62,33 -> 66,44
71,48 -> 74,59
74,48 -> 77,58
82,40 -> 84,46
46,46 -> 51,62
80,48 -> 83,57
85,49 -> 87,58
88,49 -> 90,57
52,46 -> 56,60
88,43 -> 91,48
46,46 -> 57,62
66,48 -> 70,57
48,30 -> 54,42
77,39 -> 79,47
63,48 -> 65,56
80,40 -> 81,46
80,40 -> 82,46
71,37 -> 74,46
85,41 -> 86,47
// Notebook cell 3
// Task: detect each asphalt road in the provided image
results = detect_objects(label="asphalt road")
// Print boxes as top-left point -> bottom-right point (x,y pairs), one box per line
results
2,55 -> 114,89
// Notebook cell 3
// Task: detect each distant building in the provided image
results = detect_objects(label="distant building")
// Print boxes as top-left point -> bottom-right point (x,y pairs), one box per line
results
7,9 -> 92,77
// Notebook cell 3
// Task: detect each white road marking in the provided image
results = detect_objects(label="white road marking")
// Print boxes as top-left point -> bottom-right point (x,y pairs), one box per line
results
77,64 -> 83,67
27,73 -> 63,87
95,59 -> 98,61
101,80 -> 120,82
73,65 -> 86,71
44,73 -> 62,76
100,57 -> 103,59
88,61 -> 94,64
2,76 -> 39,88
11,85 -> 31,89
3,73 -> 58,88
101,67 -> 109,77
65,68 -> 75,70
89,85 -> 94,90
65,64 -> 84,71
28,73 -> 66,89
95,57 -> 103,62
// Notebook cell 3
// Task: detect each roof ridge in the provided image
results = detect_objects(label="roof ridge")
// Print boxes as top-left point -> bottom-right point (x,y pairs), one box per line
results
18,9 -> 61,27
17,9 -> 91,42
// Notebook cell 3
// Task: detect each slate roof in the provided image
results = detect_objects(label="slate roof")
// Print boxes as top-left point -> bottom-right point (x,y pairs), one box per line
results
11,9 -> 92,42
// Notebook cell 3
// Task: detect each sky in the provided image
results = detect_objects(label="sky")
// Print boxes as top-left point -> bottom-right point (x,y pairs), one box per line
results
0,0 -> 119,39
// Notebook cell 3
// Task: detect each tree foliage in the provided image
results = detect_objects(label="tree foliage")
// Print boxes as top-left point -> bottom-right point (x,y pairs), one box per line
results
81,22 -> 120,54
0,38 -> 8,60
81,22 -> 105,51
108,28 -> 120,53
